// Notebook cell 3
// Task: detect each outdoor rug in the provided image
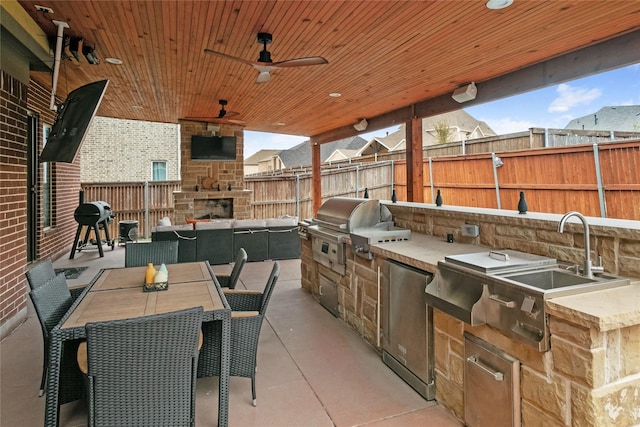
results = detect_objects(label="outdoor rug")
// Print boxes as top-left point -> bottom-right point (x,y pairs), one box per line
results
55,267 -> 88,280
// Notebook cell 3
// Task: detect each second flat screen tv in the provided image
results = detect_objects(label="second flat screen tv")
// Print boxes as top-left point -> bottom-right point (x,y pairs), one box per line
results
191,135 -> 236,161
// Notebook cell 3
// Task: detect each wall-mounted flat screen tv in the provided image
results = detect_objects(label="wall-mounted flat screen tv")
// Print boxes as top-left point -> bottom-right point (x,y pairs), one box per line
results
40,79 -> 109,163
191,135 -> 236,161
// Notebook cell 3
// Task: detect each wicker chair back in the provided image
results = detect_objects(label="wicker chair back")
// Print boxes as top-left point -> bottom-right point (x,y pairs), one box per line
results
84,307 -> 203,427
125,240 -> 179,267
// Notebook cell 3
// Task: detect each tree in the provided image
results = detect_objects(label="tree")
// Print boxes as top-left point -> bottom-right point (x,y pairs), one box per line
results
434,121 -> 453,144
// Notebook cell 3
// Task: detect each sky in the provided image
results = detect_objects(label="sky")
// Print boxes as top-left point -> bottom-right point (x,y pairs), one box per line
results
243,63 -> 640,158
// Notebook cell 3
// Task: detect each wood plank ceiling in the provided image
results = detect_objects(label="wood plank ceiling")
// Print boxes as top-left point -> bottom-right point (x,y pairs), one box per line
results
18,1 -> 640,141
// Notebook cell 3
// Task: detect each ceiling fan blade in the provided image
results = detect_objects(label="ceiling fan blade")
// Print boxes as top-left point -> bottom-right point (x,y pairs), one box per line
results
204,49 -> 257,67
183,116 -> 246,125
272,56 -> 328,68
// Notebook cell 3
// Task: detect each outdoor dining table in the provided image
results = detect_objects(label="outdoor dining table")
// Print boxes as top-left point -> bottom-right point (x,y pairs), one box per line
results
44,261 -> 232,427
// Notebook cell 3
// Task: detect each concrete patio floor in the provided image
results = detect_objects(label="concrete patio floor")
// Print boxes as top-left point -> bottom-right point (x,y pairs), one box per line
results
2,243 -> 462,426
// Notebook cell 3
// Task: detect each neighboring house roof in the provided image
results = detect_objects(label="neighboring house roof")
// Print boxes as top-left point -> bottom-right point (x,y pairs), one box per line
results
422,110 -> 496,145
244,149 -> 280,165
326,149 -> 360,162
564,105 -> 640,132
277,136 -> 367,168
358,133 -> 400,156
381,110 -> 497,149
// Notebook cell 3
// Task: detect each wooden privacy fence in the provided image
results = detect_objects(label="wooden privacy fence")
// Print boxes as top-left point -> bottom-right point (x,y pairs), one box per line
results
81,181 -> 181,239
81,140 -> 640,230
392,140 -> 640,219
245,161 -> 395,219
249,140 -> 640,220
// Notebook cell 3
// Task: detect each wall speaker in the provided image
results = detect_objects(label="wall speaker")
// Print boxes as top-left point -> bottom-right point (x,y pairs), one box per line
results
353,118 -> 368,131
452,82 -> 477,103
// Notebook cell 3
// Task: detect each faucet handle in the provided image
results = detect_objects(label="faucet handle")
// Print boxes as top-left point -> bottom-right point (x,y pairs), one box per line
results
590,256 -> 604,274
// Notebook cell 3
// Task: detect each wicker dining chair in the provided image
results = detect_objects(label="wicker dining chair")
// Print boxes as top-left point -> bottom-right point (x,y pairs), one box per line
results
25,259 -> 56,290
198,261 -> 280,406
216,248 -> 248,289
81,307 -> 203,427
124,240 -> 179,267
28,273 -> 75,396
26,259 -> 87,300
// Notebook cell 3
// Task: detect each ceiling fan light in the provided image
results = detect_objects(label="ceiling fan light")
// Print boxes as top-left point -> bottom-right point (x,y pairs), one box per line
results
486,0 -> 513,9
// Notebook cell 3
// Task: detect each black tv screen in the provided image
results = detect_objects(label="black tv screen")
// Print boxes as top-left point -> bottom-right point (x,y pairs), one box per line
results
191,135 -> 236,161
40,79 -> 109,163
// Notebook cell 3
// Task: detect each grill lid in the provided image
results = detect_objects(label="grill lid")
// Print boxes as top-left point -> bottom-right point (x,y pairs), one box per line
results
444,249 -> 556,274
315,197 -> 391,231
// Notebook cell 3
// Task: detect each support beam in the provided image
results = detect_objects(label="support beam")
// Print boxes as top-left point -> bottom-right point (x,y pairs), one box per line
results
406,117 -> 424,202
310,29 -> 640,145
311,139 -> 322,216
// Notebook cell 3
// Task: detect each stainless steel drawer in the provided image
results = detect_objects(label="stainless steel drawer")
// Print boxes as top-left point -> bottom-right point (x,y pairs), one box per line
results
464,333 -> 520,427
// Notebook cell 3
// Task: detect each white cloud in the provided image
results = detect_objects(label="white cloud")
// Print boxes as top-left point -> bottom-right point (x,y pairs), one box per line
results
548,83 -> 601,113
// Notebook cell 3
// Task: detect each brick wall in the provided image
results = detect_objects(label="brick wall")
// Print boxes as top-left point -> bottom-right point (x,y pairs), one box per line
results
0,71 -> 83,336
0,71 -> 29,331
27,80 -> 81,262
81,117 -> 180,182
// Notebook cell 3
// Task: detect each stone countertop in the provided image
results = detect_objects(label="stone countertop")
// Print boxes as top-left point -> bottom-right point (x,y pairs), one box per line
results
369,232 -> 485,273
546,281 -> 640,332
371,232 -> 640,332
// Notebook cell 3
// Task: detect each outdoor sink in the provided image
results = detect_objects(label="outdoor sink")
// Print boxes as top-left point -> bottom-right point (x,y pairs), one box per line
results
498,268 -> 630,297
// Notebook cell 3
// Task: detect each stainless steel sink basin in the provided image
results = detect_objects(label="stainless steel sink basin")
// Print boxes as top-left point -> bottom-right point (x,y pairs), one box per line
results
499,268 -> 630,297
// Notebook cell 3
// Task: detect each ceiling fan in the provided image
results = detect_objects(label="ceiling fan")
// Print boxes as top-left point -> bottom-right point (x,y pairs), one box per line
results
205,32 -> 328,83
184,99 -> 245,125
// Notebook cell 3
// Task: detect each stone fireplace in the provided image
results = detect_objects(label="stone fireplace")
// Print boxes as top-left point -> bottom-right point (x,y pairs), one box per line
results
194,198 -> 233,219
173,120 -> 253,224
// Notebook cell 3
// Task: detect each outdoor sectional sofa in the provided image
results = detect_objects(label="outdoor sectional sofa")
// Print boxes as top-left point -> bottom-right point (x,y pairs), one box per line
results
151,216 -> 300,265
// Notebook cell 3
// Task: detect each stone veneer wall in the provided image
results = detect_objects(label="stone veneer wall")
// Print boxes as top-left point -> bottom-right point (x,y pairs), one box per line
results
174,120 -> 252,222
300,203 -> 640,426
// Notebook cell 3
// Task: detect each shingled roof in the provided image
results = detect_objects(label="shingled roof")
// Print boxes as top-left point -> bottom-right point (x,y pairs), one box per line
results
277,136 -> 368,169
564,106 -> 640,132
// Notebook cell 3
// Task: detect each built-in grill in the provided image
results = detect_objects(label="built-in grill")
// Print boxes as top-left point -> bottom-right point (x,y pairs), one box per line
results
307,197 -> 410,274
70,200 -> 115,259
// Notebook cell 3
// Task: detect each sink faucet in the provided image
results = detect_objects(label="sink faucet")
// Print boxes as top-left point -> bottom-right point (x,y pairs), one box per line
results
557,211 -> 603,278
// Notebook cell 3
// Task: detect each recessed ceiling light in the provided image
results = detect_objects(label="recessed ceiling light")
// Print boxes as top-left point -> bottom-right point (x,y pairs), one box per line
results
486,0 -> 513,9
329,92 -> 341,98
105,57 -> 123,65
275,122 -> 286,126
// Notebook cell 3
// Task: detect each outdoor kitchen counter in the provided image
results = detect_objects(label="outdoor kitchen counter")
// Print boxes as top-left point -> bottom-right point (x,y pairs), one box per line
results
370,232 -> 640,331
369,232 -> 485,274
546,279 -> 640,332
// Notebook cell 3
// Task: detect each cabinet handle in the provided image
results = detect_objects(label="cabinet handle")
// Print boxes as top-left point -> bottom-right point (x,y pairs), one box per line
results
488,293 -> 516,308
319,285 -> 324,296
467,356 -> 504,381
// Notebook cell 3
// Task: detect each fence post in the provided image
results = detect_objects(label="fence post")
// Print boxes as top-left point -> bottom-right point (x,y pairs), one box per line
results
390,160 -> 395,199
592,143 -> 607,218
144,181 -> 149,238
491,153 -> 502,210
355,165 -> 360,197
428,157 -> 435,204
295,174 -> 300,219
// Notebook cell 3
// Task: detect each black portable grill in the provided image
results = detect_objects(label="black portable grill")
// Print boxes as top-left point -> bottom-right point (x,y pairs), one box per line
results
70,200 -> 115,259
